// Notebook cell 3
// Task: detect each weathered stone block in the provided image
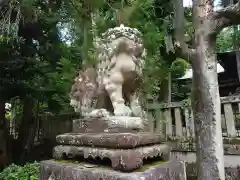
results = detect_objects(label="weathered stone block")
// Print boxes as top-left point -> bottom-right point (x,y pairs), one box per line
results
53,144 -> 170,171
39,160 -> 187,180
56,133 -> 163,149
73,116 -> 149,133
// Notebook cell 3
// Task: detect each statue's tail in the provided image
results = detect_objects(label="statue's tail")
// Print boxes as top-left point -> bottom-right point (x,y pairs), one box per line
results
69,68 -> 98,116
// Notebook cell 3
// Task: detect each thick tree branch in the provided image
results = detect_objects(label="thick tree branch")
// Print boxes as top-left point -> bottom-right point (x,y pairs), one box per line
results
174,42 -> 196,61
173,0 -> 196,61
212,0 -> 240,32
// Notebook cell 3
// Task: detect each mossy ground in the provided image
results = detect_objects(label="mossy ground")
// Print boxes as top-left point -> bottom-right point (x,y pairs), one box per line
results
134,160 -> 166,172
55,157 -> 166,173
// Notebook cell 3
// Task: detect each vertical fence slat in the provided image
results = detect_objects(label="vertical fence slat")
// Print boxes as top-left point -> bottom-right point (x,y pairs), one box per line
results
174,108 -> 183,137
189,109 -> 195,138
221,114 -> 227,137
164,108 -> 172,137
221,115 -> 226,129
238,103 -> 240,114
185,108 -> 191,137
147,111 -> 155,133
155,110 -> 165,137
224,103 -> 236,137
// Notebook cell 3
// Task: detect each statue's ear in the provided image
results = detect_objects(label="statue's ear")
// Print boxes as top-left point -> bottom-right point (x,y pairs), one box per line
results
134,44 -> 144,57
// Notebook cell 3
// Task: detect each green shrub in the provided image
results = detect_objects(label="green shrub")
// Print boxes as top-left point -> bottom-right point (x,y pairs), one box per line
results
0,162 -> 40,180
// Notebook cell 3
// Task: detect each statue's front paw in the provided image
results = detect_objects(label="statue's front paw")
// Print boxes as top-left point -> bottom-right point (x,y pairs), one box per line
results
114,105 -> 132,116
87,109 -> 110,118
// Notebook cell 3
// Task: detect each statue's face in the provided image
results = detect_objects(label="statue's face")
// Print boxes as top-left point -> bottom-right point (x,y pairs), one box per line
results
110,37 -> 144,58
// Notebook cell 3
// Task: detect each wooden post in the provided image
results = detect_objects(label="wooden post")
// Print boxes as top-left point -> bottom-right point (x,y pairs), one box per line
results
147,111 -> 155,133
174,108 -> 183,137
155,110 -> 165,137
224,103 -> 236,137
164,108 -> 172,138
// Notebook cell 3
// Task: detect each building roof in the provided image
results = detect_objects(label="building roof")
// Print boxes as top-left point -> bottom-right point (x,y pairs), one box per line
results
178,63 -> 225,79
178,51 -> 238,80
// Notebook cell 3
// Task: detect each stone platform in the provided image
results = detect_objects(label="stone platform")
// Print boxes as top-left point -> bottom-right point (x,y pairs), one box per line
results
39,160 -> 186,180
56,132 -> 164,149
49,116 -> 172,172
73,116 -> 149,133
53,144 -> 170,171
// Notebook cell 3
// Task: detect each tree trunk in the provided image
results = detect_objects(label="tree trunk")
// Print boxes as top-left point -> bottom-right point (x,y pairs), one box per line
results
233,24 -> 240,82
173,0 -> 240,179
82,3 -> 93,66
236,50 -> 240,82
192,1 -> 225,179
0,97 -> 7,169
17,96 -> 35,163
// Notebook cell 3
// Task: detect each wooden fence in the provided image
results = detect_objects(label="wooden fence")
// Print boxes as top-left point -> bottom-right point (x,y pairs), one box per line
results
146,95 -> 240,139
7,113 -> 79,142
35,113 -> 78,141
7,95 -> 240,141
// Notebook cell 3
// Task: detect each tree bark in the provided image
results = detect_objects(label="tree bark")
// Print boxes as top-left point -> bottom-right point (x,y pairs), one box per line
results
0,97 -> 7,169
174,0 -> 227,179
173,0 -> 196,61
192,30 -> 225,180
173,0 -> 240,179
17,96 -> 35,162
191,1 -> 225,180
82,3 -> 93,66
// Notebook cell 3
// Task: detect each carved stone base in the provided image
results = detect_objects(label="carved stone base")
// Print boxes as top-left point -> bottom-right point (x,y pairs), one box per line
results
39,160 -> 187,180
73,116 -> 149,133
56,132 -> 164,149
53,144 -> 170,171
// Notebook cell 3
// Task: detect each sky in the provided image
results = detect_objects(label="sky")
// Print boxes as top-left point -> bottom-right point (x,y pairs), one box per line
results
183,0 -> 221,8
183,0 -> 192,7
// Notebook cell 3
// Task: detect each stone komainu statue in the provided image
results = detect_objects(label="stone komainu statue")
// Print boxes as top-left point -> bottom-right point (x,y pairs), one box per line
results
70,25 -> 146,117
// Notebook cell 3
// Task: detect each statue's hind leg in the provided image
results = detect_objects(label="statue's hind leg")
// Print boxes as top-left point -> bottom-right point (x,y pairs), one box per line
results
129,91 -> 146,118
105,72 -> 132,116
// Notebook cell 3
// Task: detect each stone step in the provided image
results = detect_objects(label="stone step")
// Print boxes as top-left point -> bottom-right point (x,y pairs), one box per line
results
39,160 -> 186,180
53,144 -> 170,172
56,132 -> 164,149
73,116 -> 149,133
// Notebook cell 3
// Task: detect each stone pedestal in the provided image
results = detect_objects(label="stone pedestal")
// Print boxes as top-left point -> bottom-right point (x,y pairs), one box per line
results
73,116 -> 149,133
39,116 -> 186,179
39,160 -> 186,180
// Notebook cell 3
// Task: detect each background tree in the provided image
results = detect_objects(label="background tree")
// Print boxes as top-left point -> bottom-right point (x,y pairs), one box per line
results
174,0 -> 240,179
0,0 -> 84,165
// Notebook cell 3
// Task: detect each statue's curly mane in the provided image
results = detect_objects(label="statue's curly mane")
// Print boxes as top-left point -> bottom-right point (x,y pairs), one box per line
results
94,25 -> 146,86
70,25 -> 147,117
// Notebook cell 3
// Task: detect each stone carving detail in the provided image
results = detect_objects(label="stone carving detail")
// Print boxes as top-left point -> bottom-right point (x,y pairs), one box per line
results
39,160 -> 187,180
56,133 -> 164,149
70,24 -> 146,118
53,144 -> 170,171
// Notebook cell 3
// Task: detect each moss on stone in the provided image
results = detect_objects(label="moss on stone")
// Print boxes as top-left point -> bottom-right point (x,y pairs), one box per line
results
134,160 -> 166,172
55,159 -> 79,164
54,159 -> 167,172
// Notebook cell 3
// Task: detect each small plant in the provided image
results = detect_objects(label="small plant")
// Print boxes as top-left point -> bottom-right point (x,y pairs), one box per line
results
0,162 -> 40,180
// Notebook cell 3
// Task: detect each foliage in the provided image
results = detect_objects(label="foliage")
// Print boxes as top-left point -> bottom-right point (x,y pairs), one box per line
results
94,0 -> 187,97
0,0 -> 83,114
0,162 -> 40,180
171,58 -> 189,78
5,111 -> 10,121
0,0 -> 236,111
